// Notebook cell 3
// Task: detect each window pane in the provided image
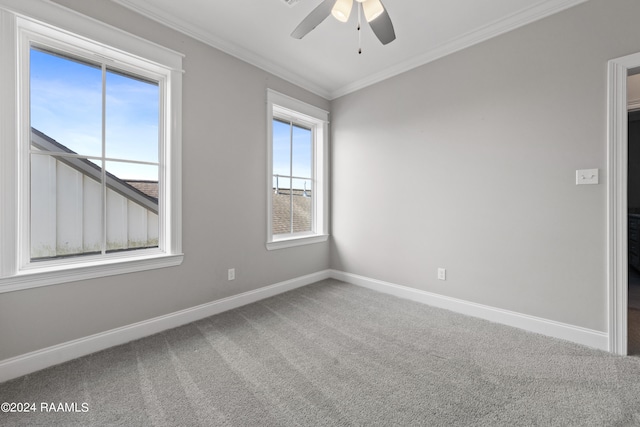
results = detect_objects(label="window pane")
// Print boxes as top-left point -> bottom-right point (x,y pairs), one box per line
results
105,69 -> 159,162
30,48 -> 102,157
273,119 -> 291,177
292,178 -> 312,233
292,124 -> 312,180
30,152 -> 103,260
291,125 -> 312,232
105,162 -> 159,252
272,175 -> 290,235
272,119 -> 313,235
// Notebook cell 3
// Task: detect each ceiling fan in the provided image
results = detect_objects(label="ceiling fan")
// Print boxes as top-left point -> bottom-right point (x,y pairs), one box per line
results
291,0 -> 396,47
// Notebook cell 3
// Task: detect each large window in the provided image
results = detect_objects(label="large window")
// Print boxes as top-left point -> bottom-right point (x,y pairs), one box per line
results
267,90 -> 329,250
30,48 -> 161,260
0,2 -> 183,292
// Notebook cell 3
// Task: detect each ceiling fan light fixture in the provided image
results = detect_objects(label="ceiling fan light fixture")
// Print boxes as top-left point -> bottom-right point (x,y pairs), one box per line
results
331,0 -> 353,23
362,0 -> 384,22
290,0 -> 395,47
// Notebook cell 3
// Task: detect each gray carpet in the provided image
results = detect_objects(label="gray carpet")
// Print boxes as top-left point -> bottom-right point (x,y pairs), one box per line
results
2,279 -> 640,426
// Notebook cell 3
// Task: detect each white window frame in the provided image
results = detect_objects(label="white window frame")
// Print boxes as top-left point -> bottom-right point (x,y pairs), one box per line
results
0,0 -> 183,293
266,89 -> 329,250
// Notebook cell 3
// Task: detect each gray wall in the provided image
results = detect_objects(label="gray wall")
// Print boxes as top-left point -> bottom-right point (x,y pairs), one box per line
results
0,0 -> 330,361
330,0 -> 640,332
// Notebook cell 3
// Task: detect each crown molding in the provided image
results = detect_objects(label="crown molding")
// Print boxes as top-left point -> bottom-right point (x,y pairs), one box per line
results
329,0 -> 590,99
109,0 -> 332,99
110,0 -> 589,101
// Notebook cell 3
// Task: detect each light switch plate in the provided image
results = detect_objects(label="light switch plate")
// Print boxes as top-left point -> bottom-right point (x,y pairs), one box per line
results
576,169 -> 598,185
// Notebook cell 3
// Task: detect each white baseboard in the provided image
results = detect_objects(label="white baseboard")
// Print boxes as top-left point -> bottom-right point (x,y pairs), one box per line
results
329,270 -> 609,352
0,270 -> 332,383
0,268 -> 610,383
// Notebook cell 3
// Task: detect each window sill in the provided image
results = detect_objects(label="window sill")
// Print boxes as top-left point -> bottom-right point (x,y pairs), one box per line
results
0,253 -> 184,294
266,234 -> 328,251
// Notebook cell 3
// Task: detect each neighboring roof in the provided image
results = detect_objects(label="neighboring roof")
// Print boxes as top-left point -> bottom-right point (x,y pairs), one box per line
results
31,128 -> 159,212
124,180 -> 159,200
272,188 -> 312,235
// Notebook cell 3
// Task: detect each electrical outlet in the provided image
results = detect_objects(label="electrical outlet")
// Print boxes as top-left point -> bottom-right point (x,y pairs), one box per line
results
228,268 -> 235,281
437,268 -> 446,281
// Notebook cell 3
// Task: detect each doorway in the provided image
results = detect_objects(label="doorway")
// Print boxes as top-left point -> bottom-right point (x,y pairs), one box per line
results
628,98 -> 640,355
607,52 -> 640,356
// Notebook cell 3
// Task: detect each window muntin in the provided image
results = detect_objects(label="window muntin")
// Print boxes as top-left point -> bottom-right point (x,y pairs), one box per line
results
29,47 -> 161,262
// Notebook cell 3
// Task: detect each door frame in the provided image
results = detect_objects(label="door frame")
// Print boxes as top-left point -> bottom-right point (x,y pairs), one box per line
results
608,52 -> 640,355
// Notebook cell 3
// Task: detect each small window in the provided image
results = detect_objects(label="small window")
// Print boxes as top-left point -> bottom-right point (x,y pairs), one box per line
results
267,90 -> 329,250
272,119 -> 313,235
0,4 -> 183,292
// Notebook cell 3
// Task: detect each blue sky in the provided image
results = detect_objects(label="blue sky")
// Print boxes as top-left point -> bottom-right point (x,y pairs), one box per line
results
30,48 -> 159,180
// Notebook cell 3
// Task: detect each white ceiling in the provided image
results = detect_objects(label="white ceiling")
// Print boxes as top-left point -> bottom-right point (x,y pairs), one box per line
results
112,0 -> 588,100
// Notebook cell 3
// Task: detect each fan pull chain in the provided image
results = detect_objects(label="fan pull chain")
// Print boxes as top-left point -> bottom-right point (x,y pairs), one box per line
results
357,3 -> 362,54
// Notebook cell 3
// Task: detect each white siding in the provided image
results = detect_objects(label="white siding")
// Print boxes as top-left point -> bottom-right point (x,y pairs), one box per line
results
55,162 -> 83,256
127,200 -> 147,248
30,155 -> 57,259
106,189 -> 128,251
147,212 -> 159,246
82,176 -> 102,253
30,155 -> 158,257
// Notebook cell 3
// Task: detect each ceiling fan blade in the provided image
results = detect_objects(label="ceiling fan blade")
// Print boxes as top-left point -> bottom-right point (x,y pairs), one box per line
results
368,2 -> 396,45
291,0 -> 335,39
